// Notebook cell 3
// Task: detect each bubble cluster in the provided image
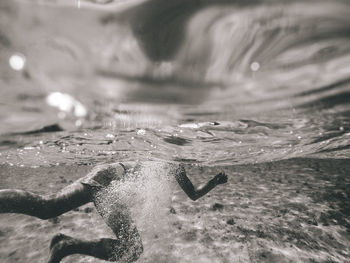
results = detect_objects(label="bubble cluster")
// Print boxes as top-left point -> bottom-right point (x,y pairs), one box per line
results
93,162 -> 176,245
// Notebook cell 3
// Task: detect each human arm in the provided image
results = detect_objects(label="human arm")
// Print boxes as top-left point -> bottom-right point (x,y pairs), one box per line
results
174,165 -> 227,201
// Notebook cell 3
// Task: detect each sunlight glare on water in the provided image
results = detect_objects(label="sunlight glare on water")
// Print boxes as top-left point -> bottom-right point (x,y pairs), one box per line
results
46,92 -> 87,118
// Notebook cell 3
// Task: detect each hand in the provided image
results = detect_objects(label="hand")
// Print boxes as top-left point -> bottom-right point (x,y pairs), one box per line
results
213,172 -> 227,185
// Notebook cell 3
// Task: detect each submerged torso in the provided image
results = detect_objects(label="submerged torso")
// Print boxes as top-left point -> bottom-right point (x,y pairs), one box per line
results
86,161 -> 179,222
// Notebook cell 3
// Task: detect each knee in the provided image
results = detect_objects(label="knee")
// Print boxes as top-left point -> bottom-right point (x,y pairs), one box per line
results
36,206 -> 54,220
37,212 -> 55,220
20,194 -> 57,220
35,198 -> 61,220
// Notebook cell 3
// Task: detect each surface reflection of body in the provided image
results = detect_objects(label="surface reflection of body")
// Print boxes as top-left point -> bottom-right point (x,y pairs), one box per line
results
0,161 -> 227,263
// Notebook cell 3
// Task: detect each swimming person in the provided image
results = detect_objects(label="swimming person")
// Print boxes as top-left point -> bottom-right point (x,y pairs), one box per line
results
0,161 -> 227,262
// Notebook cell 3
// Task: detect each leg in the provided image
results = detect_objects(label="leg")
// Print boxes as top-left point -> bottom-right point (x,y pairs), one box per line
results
0,181 -> 93,219
48,232 -> 142,263
48,195 -> 143,263
48,234 -> 126,263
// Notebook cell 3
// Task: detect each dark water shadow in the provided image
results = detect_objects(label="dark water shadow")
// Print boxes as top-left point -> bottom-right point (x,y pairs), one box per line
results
164,136 -> 191,146
8,124 -> 64,136
102,0 -> 263,61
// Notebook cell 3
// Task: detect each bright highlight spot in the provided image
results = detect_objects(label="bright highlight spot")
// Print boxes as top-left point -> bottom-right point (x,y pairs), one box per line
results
250,61 -> 260,72
179,123 -> 200,129
106,134 -> 115,139
75,119 -> 83,127
137,129 -> 146,136
9,54 -> 26,71
46,92 -> 87,118
74,103 -> 87,117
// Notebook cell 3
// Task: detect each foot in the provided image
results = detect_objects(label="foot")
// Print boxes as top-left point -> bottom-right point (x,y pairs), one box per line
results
49,233 -> 72,250
48,234 -> 74,263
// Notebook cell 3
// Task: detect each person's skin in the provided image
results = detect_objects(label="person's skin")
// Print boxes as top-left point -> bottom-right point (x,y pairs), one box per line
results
0,162 -> 227,262
175,164 -> 227,200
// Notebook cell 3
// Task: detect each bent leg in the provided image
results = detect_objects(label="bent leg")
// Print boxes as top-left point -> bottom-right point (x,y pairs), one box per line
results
48,233 -> 143,263
0,181 -> 93,219
48,193 -> 144,262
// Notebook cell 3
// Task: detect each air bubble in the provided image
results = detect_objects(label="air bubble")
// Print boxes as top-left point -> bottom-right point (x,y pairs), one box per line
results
250,61 -> 260,72
9,53 -> 26,71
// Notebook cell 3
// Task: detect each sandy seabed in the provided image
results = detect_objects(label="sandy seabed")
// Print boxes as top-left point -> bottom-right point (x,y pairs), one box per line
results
0,158 -> 349,263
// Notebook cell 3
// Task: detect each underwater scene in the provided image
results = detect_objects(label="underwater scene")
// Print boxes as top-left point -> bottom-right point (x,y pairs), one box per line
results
0,0 -> 349,262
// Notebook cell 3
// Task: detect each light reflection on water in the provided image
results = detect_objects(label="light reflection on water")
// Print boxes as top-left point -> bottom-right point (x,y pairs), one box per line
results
0,0 -> 349,168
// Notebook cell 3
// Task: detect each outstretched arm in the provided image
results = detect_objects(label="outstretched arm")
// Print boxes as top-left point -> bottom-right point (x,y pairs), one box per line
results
174,165 -> 227,201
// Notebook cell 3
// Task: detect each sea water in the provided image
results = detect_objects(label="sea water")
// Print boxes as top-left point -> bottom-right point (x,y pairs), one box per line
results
0,0 -> 349,262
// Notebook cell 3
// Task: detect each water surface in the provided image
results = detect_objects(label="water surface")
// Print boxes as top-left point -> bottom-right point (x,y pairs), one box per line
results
0,0 -> 349,262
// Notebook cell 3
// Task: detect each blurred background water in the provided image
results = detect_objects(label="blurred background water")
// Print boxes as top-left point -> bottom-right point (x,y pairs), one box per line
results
0,0 -> 349,168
